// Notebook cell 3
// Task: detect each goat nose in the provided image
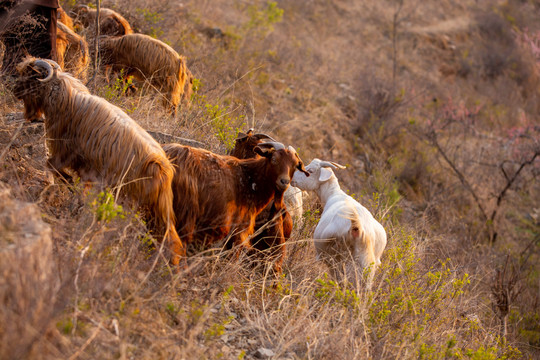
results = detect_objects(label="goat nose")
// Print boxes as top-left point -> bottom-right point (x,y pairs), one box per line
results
280,178 -> 290,186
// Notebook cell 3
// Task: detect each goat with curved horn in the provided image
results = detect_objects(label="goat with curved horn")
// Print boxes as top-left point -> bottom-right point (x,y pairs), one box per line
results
13,57 -> 184,265
163,138 -> 308,275
291,158 -> 387,288
228,130 -> 309,270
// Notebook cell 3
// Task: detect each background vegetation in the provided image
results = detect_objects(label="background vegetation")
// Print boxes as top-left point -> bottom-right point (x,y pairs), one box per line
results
0,0 -> 539,358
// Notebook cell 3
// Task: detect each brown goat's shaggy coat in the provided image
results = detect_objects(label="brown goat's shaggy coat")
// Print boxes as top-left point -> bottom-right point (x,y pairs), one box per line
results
74,6 -> 133,37
230,130 -> 295,272
14,58 -> 184,264
163,143 -> 307,273
99,34 -> 189,115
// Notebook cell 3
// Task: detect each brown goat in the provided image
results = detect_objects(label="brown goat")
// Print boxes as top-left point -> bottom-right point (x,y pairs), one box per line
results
232,130 -> 305,224
99,33 -> 189,116
73,5 -> 133,37
229,129 -> 295,272
163,142 -> 308,274
14,58 -> 184,265
56,21 -> 89,81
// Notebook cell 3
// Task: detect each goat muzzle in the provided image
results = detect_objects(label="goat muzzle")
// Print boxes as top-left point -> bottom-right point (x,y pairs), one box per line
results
277,176 -> 290,191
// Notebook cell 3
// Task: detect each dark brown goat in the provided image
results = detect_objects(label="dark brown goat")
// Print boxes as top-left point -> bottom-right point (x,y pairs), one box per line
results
229,129 -> 294,272
163,141 -> 308,274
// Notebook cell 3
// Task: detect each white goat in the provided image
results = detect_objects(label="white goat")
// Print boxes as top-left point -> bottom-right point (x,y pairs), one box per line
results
291,159 -> 387,285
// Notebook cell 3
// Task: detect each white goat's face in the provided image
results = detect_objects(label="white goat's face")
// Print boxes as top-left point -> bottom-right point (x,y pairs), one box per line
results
291,158 -> 335,191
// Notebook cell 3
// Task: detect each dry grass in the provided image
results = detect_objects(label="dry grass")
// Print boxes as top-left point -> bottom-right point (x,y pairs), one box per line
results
1,0 -> 539,358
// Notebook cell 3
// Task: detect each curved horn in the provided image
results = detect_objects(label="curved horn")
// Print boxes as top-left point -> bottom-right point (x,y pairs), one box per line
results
254,133 -> 277,142
257,141 -> 285,151
34,60 -> 55,82
51,61 -> 62,71
320,160 -> 346,170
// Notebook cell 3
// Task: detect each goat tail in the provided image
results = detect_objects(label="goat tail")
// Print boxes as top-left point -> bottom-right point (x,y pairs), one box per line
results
341,201 -> 362,239
348,207 -> 362,240
343,201 -> 376,265
141,156 -> 184,265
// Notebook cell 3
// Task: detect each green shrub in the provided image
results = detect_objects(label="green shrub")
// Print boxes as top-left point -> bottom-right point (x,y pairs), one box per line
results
90,190 -> 125,223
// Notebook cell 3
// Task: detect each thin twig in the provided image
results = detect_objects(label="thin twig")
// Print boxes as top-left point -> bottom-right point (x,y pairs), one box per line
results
72,245 -> 90,335
67,321 -> 102,360
0,122 -> 23,164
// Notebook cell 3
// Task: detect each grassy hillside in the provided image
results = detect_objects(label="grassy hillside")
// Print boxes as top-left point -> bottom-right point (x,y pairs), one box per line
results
1,0 -> 539,358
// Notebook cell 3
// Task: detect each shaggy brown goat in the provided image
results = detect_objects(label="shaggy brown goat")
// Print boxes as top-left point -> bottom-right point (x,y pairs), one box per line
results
73,5 -> 133,37
163,142 -> 308,274
229,129 -> 296,272
56,21 -> 89,81
14,58 -> 184,265
99,33 -> 189,116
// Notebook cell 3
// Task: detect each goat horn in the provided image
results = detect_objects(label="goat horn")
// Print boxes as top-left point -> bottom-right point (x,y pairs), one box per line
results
287,145 -> 296,153
34,59 -> 55,82
254,133 -> 277,142
320,160 -> 346,170
257,141 -> 285,150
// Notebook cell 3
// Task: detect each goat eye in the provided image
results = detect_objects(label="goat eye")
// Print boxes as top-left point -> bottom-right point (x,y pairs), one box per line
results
308,169 -> 314,174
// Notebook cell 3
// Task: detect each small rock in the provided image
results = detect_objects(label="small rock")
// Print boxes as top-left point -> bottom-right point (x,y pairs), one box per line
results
255,347 -> 275,358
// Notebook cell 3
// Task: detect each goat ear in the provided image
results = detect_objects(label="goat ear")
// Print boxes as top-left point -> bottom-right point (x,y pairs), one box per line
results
296,159 -> 310,176
319,167 -> 333,182
254,145 -> 275,158
235,132 -> 249,141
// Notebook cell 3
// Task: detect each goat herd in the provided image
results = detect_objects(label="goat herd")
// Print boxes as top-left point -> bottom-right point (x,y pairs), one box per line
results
10,5 -> 387,286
